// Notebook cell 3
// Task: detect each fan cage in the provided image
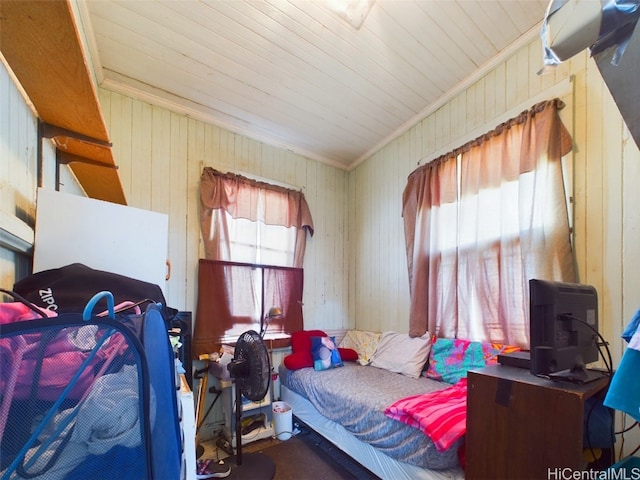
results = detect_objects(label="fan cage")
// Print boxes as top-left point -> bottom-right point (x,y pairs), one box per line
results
233,330 -> 270,402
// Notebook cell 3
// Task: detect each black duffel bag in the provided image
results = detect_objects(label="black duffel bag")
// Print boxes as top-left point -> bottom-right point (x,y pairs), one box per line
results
13,263 -> 176,321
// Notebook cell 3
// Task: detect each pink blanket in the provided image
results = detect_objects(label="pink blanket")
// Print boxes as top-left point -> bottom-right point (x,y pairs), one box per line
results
384,378 -> 467,451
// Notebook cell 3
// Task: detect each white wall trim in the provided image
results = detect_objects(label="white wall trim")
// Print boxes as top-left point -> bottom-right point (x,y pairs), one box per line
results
0,212 -> 34,254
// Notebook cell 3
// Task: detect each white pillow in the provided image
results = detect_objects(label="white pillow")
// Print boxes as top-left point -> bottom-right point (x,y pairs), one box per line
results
370,331 -> 432,378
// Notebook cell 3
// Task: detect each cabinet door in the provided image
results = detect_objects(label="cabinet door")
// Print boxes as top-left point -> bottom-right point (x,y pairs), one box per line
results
33,188 -> 168,292
180,375 -> 196,480
467,369 -> 586,479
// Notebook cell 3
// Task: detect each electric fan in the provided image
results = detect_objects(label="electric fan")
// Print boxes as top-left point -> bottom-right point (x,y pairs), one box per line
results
226,330 -> 275,479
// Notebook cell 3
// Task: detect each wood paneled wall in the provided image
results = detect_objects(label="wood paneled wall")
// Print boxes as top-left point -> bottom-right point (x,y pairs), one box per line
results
0,59 -> 36,288
98,90 -> 350,332
0,59 -> 57,288
1,59 -> 89,290
348,36 -> 640,367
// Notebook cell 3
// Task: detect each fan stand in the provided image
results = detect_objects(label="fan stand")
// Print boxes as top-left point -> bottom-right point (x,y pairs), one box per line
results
227,383 -> 275,480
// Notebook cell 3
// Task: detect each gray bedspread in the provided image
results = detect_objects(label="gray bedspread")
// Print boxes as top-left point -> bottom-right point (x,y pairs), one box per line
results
279,363 -> 461,470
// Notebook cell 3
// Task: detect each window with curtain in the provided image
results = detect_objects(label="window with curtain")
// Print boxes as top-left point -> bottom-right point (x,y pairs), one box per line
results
193,168 -> 314,357
402,99 -> 575,348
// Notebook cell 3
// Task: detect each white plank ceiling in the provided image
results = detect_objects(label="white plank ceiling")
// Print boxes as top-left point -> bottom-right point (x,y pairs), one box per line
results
79,0 -> 550,169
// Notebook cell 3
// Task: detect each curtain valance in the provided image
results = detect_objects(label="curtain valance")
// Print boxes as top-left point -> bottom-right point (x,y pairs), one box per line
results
200,167 -> 314,235
408,98 -> 571,180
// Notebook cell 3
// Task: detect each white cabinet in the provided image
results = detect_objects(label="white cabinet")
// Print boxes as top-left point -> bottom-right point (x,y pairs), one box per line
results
33,188 -> 169,293
179,374 -> 197,480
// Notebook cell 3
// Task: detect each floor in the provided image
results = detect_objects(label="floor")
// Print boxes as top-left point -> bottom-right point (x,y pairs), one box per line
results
199,433 -> 276,464
197,421 -> 380,479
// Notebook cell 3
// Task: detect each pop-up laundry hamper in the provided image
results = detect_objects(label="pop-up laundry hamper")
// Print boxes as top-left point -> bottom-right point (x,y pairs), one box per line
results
0,290 -> 182,480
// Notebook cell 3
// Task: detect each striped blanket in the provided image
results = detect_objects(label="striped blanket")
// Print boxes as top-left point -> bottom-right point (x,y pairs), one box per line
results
384,378 -> 467,451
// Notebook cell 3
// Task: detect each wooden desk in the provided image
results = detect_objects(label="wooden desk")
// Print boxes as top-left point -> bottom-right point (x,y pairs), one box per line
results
466,364 -> 611,480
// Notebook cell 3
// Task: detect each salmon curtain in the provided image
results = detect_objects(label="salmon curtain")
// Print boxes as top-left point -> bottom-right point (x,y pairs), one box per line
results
402,99 -> 575,347
199,167 -> 314,267
193,260 -> 304,356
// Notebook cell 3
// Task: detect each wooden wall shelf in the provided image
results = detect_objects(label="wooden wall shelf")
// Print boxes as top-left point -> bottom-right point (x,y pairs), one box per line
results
0,0 -> 127,205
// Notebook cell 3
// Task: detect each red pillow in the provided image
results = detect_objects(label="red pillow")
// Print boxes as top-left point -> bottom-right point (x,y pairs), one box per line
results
291,330 -> 327,354
284,352 -> 313,370
285,330 -> 327,371
338,347 -> 358,362
285,330 -> 360,370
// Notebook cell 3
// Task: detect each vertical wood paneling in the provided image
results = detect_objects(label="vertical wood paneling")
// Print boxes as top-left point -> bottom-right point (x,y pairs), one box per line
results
494,62 -> 507,116
601,84 -> 624,364
484,69 -> 497,123
584,60 -> 605,288
619,123 -> 640,457
1,60 -> 37,289
186,118 -> 204,312
346,165 -> 357,329
514,47 -> 530,106
570,55 -> 588,282
302,157 -> 317,317
150,107 -> 170,214
167,114 -> 189,307
100,90 -> 349,328
1,61 -> 62,289
348,35 -> 640,371
622,126 -> 640,329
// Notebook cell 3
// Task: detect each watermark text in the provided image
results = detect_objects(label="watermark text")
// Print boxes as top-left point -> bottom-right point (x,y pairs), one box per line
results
548,467 -> 640,480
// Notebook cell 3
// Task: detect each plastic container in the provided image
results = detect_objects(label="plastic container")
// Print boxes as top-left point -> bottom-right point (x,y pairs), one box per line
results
272,401 -> 293,441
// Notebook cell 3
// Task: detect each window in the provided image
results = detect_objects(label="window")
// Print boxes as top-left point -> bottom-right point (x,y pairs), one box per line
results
217,209 -> 298,321
221,210 -> 297,266
402,99 -> 575,347
193,168 -> 314,357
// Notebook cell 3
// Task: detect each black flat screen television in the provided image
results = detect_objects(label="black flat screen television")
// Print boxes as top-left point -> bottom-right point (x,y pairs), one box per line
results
529,278 -> 605,383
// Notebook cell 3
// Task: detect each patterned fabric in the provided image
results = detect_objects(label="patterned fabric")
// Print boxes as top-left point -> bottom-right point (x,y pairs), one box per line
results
481,341 -> 521,364
384,378 -> 468,452
425,338 -> 520,384
338,330 -> 381,365
311,336 -> 343,371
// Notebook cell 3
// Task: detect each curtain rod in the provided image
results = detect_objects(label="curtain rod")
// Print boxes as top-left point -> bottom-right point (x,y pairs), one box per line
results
418,98 -> 563,169
201,162 -> 305,192
416,77 -> 574,167
199,258 -> 302,272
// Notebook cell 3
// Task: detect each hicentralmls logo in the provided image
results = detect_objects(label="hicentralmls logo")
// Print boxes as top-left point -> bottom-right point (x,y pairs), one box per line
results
547,467 -> 640,480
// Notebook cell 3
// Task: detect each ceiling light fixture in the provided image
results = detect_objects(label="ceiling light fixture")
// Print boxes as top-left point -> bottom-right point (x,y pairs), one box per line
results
326,0 -> 375,30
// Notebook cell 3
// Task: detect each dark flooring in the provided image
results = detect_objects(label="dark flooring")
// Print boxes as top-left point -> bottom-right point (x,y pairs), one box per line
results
202,421 -> 381,480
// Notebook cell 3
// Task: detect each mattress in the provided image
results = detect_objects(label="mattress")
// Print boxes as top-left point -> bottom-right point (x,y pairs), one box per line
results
279,363 -> 461,470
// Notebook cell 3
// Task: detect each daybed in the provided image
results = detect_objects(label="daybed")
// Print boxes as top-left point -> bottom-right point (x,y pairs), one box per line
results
278,329 -> 519,480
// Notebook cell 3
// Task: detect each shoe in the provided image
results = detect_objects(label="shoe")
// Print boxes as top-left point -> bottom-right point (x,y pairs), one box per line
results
196,459 -> 231,479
